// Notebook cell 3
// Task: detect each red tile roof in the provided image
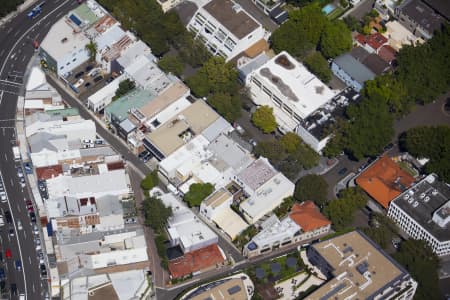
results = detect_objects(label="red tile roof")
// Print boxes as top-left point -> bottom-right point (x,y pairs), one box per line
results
289,201 -> 331,232
356,33 -> 388,51
356,156 -> 415,209
168,244 -> 225,279
107,161 -> 125,171
36,165 -> 63,180
378,45 -> 397,63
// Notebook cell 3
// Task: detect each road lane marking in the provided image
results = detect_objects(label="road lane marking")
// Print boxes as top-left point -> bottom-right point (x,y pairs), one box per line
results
0,49 -> 4,56
24,230 -> 27,239
10,178 -> 13,186
4,153 -> 7,161
0,90 -> 3,105
32,284 -> 35,293
28,257 -> 32,264
17,204 -> 21,212
0,79 -> 21,86
14,31 -> 20,37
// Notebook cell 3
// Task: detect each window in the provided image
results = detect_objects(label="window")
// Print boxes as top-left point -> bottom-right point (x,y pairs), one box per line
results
72,58 -> 76,62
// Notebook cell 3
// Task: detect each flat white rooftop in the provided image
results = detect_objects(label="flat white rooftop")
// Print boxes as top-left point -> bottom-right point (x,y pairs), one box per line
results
41,18 -> 90,61
252,51 -> 336,119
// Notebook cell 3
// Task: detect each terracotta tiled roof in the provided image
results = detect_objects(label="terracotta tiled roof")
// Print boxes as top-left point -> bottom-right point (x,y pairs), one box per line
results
168,244 -> 225,279
106,161 -> 125,171
378,45 -> 397,63
289,201 -> 331,232
356,156 -> 415,209
356,33 -> 388,51
36,165 -> 63,180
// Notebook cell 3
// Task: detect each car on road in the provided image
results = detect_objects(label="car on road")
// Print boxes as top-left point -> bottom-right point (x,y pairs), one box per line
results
5,249 -> 12,259
33,224 -> 39,235
10,283 -> 17,296
29,212 -> 36,223
17,220 -> 22,230
0,192 -> 6,203
15,260 -> 22,271
0,268 -> 5,280
27,205 -> 34,213
4,211 -> 12,224
40,264 -> 47,277
19,177 -> 26,188
338,167 -> 348,176
9,227 -> 14,236
0,216 -> 4,227
17,167 -> 24,178
0,252 -> 3,262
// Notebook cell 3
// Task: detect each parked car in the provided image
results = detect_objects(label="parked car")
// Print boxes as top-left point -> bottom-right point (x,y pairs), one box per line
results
0,216 -> 4,227
0,268 -> 5,280
17,220 -> 22,230
338,167 -> 348,176
15,260 -> 22,271
9,228 -> 14,236
10,283 -> 17,295
4,211 -> 12,224
73,78 -> 84,88
84,82 -> 91,88
85,65 -> 94,72
5,249 -> 12,259
74,71 -> 84,79
93,75 -> 103,83
29,212 -> 36,223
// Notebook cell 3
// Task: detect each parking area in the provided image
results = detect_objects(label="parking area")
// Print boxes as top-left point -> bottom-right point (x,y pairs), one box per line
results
65,61 -> 114,97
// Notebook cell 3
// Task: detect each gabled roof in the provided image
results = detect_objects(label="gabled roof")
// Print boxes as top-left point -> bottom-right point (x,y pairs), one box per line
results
378,45 -> 397,64
356,156 -> 415,208
356,33 -> 388,51
289,201 -> 331,232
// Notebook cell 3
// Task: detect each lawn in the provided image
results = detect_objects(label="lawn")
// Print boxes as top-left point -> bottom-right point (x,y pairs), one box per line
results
398,161 -> 418,177
248,252 -> 305,284
327,7 -> 345,20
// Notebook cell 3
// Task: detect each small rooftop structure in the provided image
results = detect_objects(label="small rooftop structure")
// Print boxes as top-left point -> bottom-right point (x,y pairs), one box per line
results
355,33 -> 388,51
356,156 -> 415,209
333,53 -> 376,84
104,89 -> 155,125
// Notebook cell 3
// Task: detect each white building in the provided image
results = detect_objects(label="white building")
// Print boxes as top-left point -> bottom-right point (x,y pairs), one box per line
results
156,0 -> 184,12
25,118 -> 96,143
57,229 -> 148,273
388,174 -> 450,256
200,188 -> 249,240
246,51 -> 337,151
87,74 -> 126,113
244,201 -> 331,257
151,188 -> 218,253
237,157 -> 295,224
40,2 -> 106,76
61,269 -> 153,300
46,169 -> 131,205
187,0 -> 267,61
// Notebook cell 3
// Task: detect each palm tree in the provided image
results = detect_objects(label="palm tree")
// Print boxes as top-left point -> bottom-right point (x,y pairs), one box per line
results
85,39 -> 97,61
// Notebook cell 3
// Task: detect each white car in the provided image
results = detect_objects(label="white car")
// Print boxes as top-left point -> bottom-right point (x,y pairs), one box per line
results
17,220 -> 23,230
35,244 -> 41,251
0,194 -> 6,203
0,216 -> 4,227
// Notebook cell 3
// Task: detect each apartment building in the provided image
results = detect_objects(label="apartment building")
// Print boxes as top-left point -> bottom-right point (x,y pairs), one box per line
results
388,174 -> 450,256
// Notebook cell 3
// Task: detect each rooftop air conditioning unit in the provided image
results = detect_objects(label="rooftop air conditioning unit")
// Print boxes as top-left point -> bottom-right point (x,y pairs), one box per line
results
424,196 -> 430,203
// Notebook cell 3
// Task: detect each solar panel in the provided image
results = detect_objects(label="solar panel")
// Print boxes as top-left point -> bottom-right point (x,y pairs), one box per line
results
227,285 -> 242,295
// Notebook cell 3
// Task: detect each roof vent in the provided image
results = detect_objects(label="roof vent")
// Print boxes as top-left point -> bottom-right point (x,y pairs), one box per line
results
412,201 -> 419,208
424,196 -> 430,203
420,193 -> 426,199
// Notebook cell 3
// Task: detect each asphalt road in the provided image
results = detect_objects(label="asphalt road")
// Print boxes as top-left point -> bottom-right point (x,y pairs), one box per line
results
0,0 -> 80,298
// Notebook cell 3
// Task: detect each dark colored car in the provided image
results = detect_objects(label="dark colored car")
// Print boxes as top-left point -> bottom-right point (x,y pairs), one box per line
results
10,283 -> 17,295
0,268 -> 5,280
74,71 -> 84,79
93,76 -> 103,83
29,212 -> 36,223
338,168 -> 348,176
84,82 -> 91,88
40,264 -> 47,277
85,65 -> 94,72
4,211 -> 12,224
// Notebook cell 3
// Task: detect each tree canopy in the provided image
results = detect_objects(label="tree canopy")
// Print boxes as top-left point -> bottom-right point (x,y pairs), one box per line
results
271,4 -> 352,60
252,106 -> 277,133
186,56 -> 239,97
183,183 -> 214,207
319,20 -> 352,58
303,52 -> 332,83
361,213 -> 398,249
208,93 -> 242,122
280,132 -> 302,154
399,125 -> 450,181
142,196 -> 172,233
294,175 -> 329,207
1,0 -> 23,18
158,55 -> 185,77
85,39 -> 98,61
393,239 -> 440,300
140,171 -> 159,191
324,188 -> 367,230
113,79 -> 136,100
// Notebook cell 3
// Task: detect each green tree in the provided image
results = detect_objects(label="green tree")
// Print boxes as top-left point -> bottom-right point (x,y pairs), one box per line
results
362,74 -> 410,115
343,16 -> 362,32
303,52 -> 332,83
0,0 -> 23,17
252,106 -> 277,133
294,175 -> 329,207
183,183 -> 214,207
158,55 -> 185,77
113,79 -> 136,100
271,5 -> 328,58
399,125 -> 450,181
85,39 -> 98,61
319,20 -> 352,58
186,56 -> 239,97
361,213 -> 398,249
208,93 -> 242,122
280,132 -> 302,154
140,171 -> 159,191
254,140 -> 287,165
393,239 -> 440,300
142,196 -> 172,233
324,188 -> 366,230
